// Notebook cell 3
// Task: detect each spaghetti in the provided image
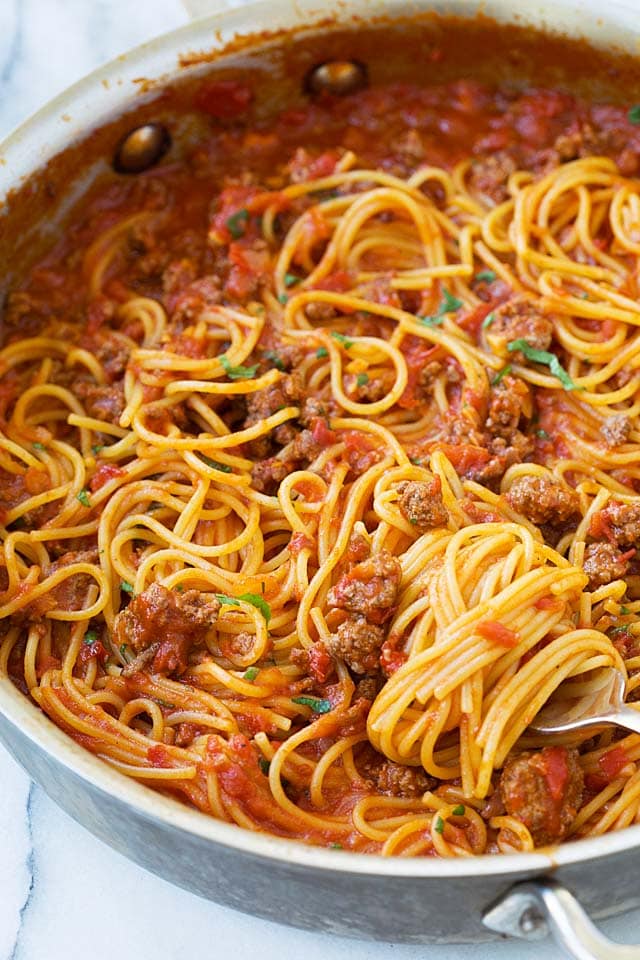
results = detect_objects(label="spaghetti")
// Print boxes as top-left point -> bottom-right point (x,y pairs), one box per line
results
3,77 -> 640,855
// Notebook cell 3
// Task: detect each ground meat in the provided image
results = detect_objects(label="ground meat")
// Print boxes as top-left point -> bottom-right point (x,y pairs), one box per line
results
354,675 -> 381,701
75,381 -> 126,425
485,376 -> 530,440
359,750 -> 437,798
601,415 -> 631,448
328,552 -> 402,625
282,428 -> 322,463
258,341 -> 304,373
499,746 -> 583,845
505,474 -> 579,526
583,542 -> 631,589
305,301 -> 338,324
251,457 -> 295,494
598,501 -> 640,547
486,296 -> 553,359
325,615 -> 386,674
244,373 -> 305,429
353,374 -> 390,402
471,433 -> 534,488
397,479 -> 448,531
167,275 -> 222,323
114,583 -> 220,676
469,151 -> 517,203
89,333 -> 130,382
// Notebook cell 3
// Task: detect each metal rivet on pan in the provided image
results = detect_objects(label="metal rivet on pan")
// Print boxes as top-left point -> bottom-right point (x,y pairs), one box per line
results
113,123 -> 171,174
305,60 -> 368,96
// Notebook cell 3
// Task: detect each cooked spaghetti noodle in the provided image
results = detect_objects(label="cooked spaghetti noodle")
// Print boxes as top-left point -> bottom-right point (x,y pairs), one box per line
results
3,77 -> 640,855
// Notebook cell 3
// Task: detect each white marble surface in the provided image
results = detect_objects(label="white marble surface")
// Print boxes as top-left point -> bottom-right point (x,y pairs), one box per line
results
2,3 -> 640,958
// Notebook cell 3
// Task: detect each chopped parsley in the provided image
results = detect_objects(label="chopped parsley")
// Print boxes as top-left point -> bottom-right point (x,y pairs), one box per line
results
219,354 -> 259,381
243,666 -> 259,681
258,757 -> 271,775
174,584 -> 184,593
507,339 -> 583,391
434,815 -> 445,835
410,456 -> 422,465
33,442 -> 46,450
475,270 -> 496,283
76,489 -> 91,508
419,314 -> 444,328
356,373 -> 369,387
620,605 -> 632,615
536,428 -> 550,440
629,105 -> 640,124
263,350 -> 285,372
121,580 -> 135,595
83,630 -> 98,645
200,455 -> 232,473
91,444 -> 103,455
452,804 -> 466,816
226,208 -> 249,239
284,273 -> 300,288
419,289 -> 463,327
491,364 -> 512,385
278,293 -> 288,305
409,517 -> 418,525
215,592 -> 272,624
315,346 -> 328,359
331,331 -> 354,349
329,842 -> 343,849
482,312 -> 495,330
292,695 -> 332,714
119,643 -> 129,658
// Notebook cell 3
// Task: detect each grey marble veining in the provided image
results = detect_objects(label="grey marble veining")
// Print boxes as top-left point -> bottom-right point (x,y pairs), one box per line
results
1,3 -> 640,958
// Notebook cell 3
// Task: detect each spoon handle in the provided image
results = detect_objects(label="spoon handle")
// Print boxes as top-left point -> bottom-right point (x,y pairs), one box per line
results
612,705 -> 640,736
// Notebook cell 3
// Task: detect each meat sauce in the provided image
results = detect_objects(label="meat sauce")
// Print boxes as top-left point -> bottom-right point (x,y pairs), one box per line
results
5,72 -> 640,853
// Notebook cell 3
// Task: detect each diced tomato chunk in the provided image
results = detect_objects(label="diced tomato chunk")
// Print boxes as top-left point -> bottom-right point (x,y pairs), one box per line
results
477,620 -> 519,647
89,463 -> 125,492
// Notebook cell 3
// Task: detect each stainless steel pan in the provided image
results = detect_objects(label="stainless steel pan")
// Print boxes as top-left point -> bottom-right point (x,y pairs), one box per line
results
2,3 -> 640,956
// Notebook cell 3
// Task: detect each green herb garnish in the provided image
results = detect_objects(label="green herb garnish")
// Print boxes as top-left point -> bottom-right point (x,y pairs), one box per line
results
284,273 -> 300,288
278,293 -> 288,305
258,757 -> 271,775
620,606 -> 632,615
482,312 -> 495,330
434,815 -> 445,834
91,444 -> 103,455
121,581 -> 135,595
492,364 -> 512,386
452,804 -> 466,816
331,331 -> 353,349
83,630 -> 98,645
315,347 -> 328,359
263,350 -> 285,372
226,208 -> 249,239
215,592 -> 271,624
475,270 -> 496,283
243,666 -> 259,681
174,584 -> 184,593
356,373 -> 369,387
329,842 -> 343,849
219,354 -> 259,381
292,695 -> 332,713
33,442 -> 46,451
536,429 -> 550,440
76,489 -> 91,508
419,289 -> 463,327
119,643 -> 129,658
507,339 -> 583,391
629,105 -> 640,124
201,455 -> 232,473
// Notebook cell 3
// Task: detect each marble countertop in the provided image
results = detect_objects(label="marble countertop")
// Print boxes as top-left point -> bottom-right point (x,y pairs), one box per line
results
1,2 -> 640,958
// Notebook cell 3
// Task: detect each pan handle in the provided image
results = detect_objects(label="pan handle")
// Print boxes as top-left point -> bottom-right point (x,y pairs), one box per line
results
483,878 -> 640,959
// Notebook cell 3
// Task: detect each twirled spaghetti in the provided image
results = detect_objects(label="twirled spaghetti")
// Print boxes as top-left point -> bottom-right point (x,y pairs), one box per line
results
3,77 -> 640,856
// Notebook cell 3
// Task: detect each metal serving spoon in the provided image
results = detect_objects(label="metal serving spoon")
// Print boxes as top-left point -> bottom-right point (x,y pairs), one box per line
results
530,669 -> 640,737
